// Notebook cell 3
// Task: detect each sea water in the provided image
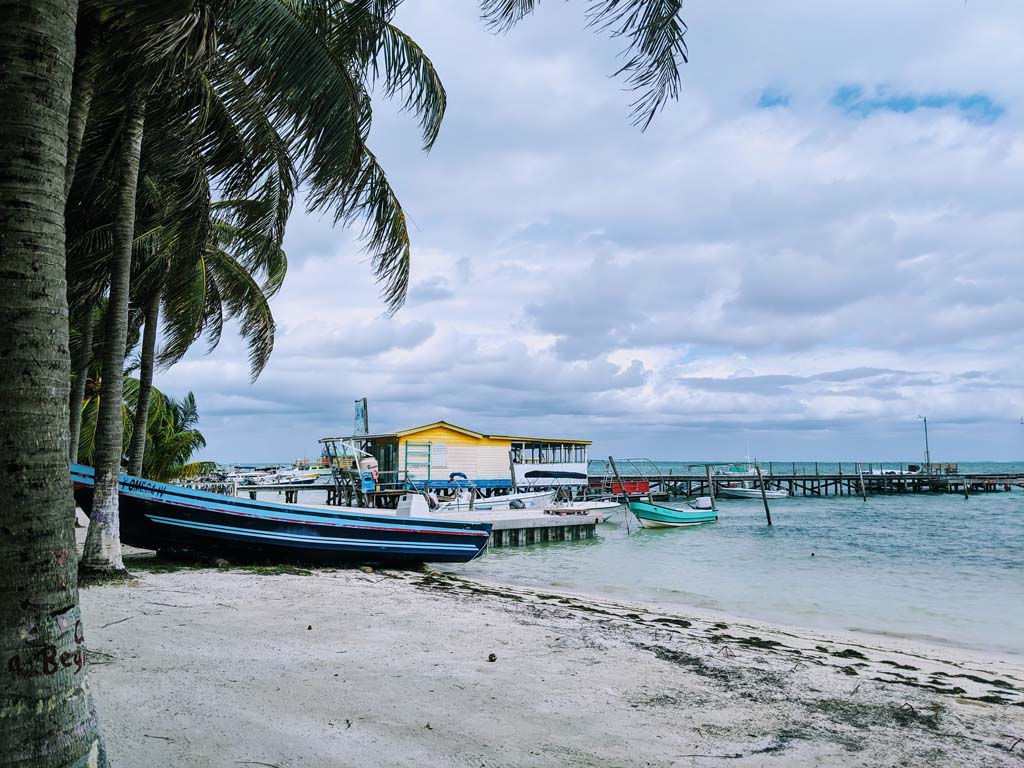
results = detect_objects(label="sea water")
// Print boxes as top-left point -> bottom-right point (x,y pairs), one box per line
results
449,481 -> 1024,657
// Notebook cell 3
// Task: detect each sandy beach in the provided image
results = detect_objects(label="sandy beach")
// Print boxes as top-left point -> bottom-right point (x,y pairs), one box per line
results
78,555 -> 1024,768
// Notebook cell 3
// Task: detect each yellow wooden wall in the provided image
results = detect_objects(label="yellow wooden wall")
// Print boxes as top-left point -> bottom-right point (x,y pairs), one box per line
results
396,425 -> 511,478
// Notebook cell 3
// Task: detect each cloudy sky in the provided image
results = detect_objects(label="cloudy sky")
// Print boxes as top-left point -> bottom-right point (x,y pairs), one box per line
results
163,0 -> 1024,463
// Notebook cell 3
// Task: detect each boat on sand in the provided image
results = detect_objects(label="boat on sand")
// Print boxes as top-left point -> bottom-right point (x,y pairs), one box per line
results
71,464 -> 491,564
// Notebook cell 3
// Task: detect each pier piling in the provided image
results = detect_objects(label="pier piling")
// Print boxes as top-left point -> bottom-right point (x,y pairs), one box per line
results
754,465 -> 772,526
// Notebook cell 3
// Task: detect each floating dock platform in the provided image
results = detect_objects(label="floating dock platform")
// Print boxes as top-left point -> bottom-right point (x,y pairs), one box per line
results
430,508 -> 606,548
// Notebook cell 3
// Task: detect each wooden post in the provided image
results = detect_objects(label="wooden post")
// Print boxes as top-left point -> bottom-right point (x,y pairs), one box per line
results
754,465 -> 772,526
508,450 -> 517,493
607,456 -> 631,534
704,464 -> 717,511
856,462 -> 867,502
962,476 -> 969,500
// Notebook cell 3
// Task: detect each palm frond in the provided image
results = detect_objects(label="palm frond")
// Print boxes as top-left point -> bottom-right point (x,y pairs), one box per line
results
222,0 -> 365,189
334,143 -> 411,313
173,460 -> 218,480
200,262 -> 225,352
481,0 -> 688,129
186,58 -> 296,249
158,256 -> 208,368
479,0 -> 536,32
588,0 -> 687,129
332,2 -> 446,150
205,245 -> 276,378
210,211 -> 288,295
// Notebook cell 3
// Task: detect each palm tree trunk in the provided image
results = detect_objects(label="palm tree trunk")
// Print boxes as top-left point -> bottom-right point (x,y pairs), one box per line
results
0,1 -> 109,765
81,94 -> 146,577
64,47 -> 95,198
68,306 -> 94,463
127,294 -> 159,476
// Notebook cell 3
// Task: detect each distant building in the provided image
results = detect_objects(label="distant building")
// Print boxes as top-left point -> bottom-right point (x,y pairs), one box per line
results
338,420 -> 591,489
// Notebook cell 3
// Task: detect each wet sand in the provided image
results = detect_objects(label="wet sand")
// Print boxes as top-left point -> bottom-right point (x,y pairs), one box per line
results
78,560 -> 1024,767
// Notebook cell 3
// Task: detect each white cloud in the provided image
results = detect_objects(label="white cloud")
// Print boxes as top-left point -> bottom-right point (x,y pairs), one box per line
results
156,0 -> 1024,462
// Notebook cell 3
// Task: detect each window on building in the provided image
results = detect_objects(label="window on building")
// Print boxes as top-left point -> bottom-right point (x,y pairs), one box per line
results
510,441 -> 587,464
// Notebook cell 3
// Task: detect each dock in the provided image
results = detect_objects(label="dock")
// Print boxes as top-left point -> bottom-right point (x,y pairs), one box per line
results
182,461 -> 1022,552
193,484 -> 607,549
591,464 -> 1024,498
427,507 -> 605,548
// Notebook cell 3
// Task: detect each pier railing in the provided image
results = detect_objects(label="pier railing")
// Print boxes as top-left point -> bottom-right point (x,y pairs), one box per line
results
589,466 -> 1021,498
183,464 -> 1021,505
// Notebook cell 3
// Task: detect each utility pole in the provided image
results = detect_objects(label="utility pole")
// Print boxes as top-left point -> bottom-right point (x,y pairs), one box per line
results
918,415 -> 931,474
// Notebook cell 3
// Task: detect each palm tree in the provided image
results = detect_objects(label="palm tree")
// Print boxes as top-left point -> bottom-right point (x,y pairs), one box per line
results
125,192 -> 289,476
77,379 -> 214,482
77,6 -> 220,576
78,96 -> 147,576
140,391 -> 215,482
68,304 -> 102,462
0,1 -> 108,765
72,0 -> 441,575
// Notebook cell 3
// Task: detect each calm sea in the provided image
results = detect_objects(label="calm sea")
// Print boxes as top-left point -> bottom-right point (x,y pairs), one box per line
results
449,462 -> 1024,657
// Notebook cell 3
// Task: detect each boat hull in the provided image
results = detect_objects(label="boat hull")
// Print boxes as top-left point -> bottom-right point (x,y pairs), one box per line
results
553,500 -> 622,512
71,465 -> 490,565
437,490 -> 554,513
717,487 -> 788,499
628,500 -> 718,528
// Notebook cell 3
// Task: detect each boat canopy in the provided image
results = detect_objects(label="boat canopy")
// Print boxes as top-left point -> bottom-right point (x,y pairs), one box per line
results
523,470 -> 588,480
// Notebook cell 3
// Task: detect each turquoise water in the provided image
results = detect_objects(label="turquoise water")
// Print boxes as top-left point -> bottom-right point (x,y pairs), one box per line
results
449,489 -> 1024,656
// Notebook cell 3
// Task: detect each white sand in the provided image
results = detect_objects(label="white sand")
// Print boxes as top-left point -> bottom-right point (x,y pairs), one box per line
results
78,562 -> 1024,767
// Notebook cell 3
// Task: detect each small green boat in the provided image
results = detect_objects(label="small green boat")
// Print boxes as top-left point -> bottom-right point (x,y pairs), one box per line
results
629,499 -> 718,528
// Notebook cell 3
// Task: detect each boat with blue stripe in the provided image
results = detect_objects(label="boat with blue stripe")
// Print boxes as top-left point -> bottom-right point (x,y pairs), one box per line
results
71,464 -> 491,564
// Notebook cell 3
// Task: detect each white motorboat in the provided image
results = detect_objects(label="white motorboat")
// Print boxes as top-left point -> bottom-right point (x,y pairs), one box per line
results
550,499 -> 621,512
397,488 -> 555,516
717,485 -> 788,499
436,488 -> 555,513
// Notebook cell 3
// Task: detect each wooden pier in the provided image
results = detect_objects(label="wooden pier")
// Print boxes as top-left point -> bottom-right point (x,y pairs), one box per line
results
207,484 -> 605,548
182,463 -> 1022,552
591,464 -> 1024,499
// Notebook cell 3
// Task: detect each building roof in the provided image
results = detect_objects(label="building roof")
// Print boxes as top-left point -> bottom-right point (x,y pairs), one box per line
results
321,420 -> 592,446
396,421 -> 484,439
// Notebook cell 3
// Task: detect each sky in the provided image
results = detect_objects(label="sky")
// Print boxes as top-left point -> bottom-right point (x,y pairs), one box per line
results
163,0 -> 1024,464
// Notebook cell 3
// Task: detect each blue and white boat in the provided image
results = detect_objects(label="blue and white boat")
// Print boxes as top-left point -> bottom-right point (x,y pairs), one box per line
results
71,464 -> 491,564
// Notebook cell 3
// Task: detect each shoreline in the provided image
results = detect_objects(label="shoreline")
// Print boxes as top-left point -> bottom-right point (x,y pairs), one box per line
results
80,560 -> 1024,767
446,570 -> 1024,666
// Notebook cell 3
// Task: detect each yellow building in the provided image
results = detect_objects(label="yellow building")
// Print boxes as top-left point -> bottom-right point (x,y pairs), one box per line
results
338,421 -> 591,489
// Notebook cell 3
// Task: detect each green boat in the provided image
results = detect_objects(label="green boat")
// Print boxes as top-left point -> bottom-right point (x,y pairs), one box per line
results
628,498 -> 718,528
